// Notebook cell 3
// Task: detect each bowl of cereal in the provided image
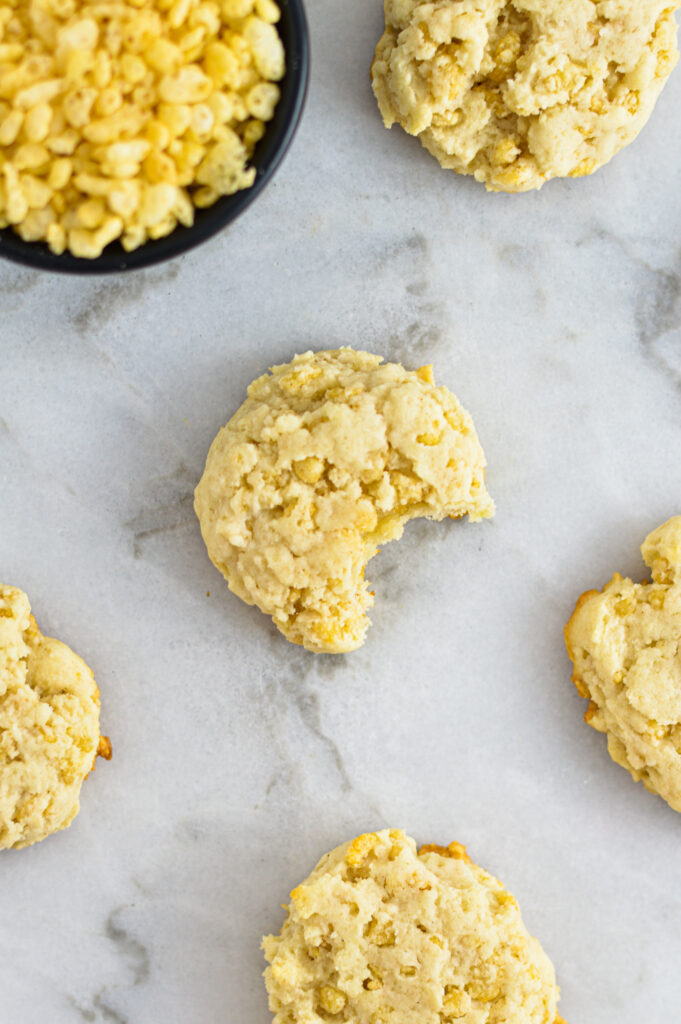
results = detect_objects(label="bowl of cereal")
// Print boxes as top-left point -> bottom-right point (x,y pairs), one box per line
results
0,0 -> 308,273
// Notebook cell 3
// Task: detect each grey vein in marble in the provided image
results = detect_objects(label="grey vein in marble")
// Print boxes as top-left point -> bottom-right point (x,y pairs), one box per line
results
1,2 -> 681,1022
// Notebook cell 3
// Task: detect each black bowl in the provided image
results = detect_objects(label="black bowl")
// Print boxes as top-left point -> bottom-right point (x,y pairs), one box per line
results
0,0 -> 309,274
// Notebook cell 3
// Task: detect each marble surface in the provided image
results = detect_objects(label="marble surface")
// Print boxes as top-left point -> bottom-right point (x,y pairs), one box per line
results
2,2 -> 681,1022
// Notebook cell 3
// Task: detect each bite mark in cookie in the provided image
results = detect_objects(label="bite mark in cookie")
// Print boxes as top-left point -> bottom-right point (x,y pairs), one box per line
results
194,348 -> 493,653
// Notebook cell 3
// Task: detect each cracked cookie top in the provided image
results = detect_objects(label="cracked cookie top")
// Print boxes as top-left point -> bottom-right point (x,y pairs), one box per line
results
565,516 -> 681,811
194,348 -> 493,653
0,584 -> 110,850
262,829 -> 562,1024
371,0 -> 680,192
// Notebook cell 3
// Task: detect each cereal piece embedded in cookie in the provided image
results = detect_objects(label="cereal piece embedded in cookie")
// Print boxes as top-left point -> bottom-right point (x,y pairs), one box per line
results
371,0 -> 680,192
0,585 -> 110,850
194,348 -> 494,653
565,516 -> 681,812
262,829 -> 563,1024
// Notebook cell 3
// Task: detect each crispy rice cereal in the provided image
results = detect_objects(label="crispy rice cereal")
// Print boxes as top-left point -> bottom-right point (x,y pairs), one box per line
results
565,516 -> 681,812
0,584 -> 110,849
371,0 -> 680,192
0,0 -> 285,257
262,829 -> 563,1024
194,348 -> 494,654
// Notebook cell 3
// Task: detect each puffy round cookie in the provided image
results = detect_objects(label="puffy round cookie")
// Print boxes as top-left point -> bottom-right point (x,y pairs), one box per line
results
565,516 -> 681,811
194,348 -> 494,653
371,0 -> 680,192
0,584 -> 111,850
262,829 -> 563,1024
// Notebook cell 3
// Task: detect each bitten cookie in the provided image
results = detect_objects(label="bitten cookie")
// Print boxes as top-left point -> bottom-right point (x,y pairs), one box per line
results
262,829 -> 563,1024
371,0 -> 680,192
194,348 -> 493,653
0,585 -> 111,850
565,516 -> 681,812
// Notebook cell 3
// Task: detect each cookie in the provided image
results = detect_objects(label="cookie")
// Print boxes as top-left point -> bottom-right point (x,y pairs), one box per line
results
0,585 -> 111,850
262,829 -> 562,1024
565,516 -> 681,812
371,0 -> 680,192
194,348 -> 493,653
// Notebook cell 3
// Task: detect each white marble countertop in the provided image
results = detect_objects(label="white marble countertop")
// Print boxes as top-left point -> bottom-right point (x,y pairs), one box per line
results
2,2 -> 681,1022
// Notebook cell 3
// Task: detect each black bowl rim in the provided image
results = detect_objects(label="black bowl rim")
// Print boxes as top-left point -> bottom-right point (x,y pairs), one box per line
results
0,0 -> 309,275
